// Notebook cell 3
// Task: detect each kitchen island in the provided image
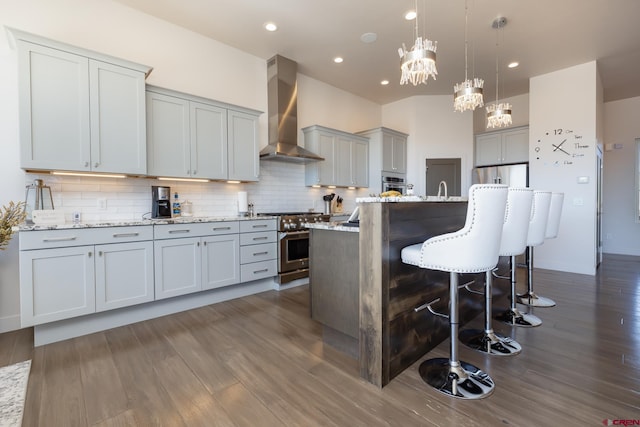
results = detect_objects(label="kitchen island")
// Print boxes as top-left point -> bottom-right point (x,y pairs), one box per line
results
308,198 -> 509,387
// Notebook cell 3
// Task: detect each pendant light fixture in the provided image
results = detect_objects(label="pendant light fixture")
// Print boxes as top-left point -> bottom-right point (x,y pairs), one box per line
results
486,17 -> 512,129
399,0 -> 438,86
453,0 -> 483,112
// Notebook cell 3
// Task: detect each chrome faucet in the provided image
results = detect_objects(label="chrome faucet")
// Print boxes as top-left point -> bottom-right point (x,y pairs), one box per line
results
437,180 -> 448,200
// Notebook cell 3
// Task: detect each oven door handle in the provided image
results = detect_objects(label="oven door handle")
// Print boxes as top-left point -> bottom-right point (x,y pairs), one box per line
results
279,230 -> 309,239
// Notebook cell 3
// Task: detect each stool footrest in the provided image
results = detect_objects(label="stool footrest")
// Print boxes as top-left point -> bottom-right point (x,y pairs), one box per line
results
414,297 -> 449,319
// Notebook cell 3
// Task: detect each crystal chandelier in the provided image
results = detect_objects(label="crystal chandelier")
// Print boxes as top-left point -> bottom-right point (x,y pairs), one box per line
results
453,0 -> 483,112
399,0 -> 437,86
486,17 -> 512,129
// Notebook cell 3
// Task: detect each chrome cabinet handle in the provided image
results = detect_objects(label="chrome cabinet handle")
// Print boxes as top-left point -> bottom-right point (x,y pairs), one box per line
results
168,229 -> 190,234
98,251 -> 103,256
42,236 -> 77,242
253,251 -> 268,256
213,227 -> 231,231
112,232 -> 139,238
253,268 -> 268,274
253,236 -> 268,241
88,251 -> 92,258
252,224 -> 268,229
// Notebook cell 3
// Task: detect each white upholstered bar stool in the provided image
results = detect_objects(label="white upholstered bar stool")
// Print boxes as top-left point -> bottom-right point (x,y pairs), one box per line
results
401,184 -> 508,399
459,187 -> 533,356
518,191 -> 559,308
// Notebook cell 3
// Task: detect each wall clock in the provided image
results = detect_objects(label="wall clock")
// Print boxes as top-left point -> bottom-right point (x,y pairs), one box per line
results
534,128 -> 589,166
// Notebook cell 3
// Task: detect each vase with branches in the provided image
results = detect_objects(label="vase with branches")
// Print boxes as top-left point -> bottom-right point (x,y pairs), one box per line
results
0,201 -> 27,250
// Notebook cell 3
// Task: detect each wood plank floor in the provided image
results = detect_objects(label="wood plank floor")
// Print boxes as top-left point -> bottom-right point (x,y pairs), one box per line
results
1,253 -> 639,426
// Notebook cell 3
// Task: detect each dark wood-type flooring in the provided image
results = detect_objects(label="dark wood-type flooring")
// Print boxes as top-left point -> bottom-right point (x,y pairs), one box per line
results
1,254 -> 639,426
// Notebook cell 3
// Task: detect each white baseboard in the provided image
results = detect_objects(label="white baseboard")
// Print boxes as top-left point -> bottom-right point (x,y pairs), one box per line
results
0,314 -> 21,334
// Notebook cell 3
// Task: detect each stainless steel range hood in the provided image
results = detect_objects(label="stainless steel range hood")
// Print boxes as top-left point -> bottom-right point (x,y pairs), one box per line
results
259,55 -> 324,163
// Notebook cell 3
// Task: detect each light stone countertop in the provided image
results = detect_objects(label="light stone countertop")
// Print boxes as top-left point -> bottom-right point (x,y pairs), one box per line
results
356,195 -> 468,203
18,215 -> 277,232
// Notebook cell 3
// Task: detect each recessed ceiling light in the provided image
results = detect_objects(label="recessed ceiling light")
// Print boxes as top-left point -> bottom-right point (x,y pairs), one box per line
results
405,10 -> 417,20
264,22 -> 278,32
360,32 -> 377,43
381,80 -> 389,85
508,62 -> 519,68
334,57 -> 344,64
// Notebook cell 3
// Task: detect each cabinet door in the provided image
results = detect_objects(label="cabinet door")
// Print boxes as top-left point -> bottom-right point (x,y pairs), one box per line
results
391,135 -> 407,173
475,133 -> 503,166
95,241 -> 154,311
502,128 -> 529,164
335,136 -> 352,186
89,60 -> 147,174
19,246 -> 95,326
146,92 -> 191,177
352,139 -> 369,187
202,234 -> 240,290
154,237 -> 202,300
228,110 -> 259,181
17,41 -> 90,171
381,133 -> 395,172
190,101 -> 227,180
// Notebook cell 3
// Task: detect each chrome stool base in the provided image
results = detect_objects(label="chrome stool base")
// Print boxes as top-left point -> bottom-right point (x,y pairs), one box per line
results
495,308 -> 542,328
459,329 -> 522,356
419,358 -> 495,400
518,292 -> 556,307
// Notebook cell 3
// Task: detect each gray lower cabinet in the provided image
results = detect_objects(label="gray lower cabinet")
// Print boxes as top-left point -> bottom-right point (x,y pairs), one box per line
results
146,85 -> 261,181
19,226 -> 154,326
153,221 -> 241,300
239,220 -> 277,282
11,29 -> 150,174
154,237 -> 203,300
19,220 -> 276,327
202,234 -> 241,290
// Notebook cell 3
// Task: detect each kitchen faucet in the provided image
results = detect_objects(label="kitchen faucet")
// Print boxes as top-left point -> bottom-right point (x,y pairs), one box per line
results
437,180 -> 448,200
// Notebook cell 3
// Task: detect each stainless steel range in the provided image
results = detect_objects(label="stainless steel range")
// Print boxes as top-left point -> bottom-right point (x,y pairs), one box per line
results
258,212 -> 330,284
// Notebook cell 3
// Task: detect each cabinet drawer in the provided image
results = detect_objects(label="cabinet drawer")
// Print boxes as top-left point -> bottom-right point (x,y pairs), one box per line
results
240,219 -> 276,233
20,225 -> 153,250
240,259 -> 277,282
240,243 -> 277,264
240,231 -> 276,246
153,221 -> 238,239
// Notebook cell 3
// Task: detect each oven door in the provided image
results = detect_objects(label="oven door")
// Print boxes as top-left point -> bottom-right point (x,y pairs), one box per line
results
382,182 -> 406,194
278,230 -> 309,273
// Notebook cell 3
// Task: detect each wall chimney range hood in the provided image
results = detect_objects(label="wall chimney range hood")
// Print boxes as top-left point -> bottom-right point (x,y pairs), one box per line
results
259,55 -> 324,163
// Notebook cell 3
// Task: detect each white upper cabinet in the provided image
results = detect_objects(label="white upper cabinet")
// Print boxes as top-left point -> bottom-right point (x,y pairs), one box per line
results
10,28 -> 151,174
475,126 -> 529,166
381,131 -> 407,173
228,109 -> 260,182
304,125 -> 369,188
146,91 -> 191,177
146,86 -> 260,181
89,60 -> 147,174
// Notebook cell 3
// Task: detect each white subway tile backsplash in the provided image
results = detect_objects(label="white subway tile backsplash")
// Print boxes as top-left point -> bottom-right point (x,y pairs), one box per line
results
25,161 -> 368,222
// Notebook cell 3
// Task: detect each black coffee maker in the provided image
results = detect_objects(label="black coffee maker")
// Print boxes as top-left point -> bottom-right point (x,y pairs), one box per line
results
151,186 -> 171,219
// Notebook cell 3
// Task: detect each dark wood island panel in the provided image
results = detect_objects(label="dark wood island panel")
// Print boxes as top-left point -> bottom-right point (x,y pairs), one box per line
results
358,201 -> 509,387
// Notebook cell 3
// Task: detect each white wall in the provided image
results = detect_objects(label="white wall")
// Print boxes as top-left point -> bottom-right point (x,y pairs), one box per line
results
383,95 -> 474,197
0,0 -> 381,331
602,96 -> 640,255
529,61 -> 601,275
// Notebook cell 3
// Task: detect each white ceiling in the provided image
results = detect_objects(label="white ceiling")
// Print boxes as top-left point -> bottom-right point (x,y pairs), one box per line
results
113,0 -> 640,105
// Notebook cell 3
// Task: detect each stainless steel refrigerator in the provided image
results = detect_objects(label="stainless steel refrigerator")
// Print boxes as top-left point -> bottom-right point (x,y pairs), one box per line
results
472,163 -> 528,187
